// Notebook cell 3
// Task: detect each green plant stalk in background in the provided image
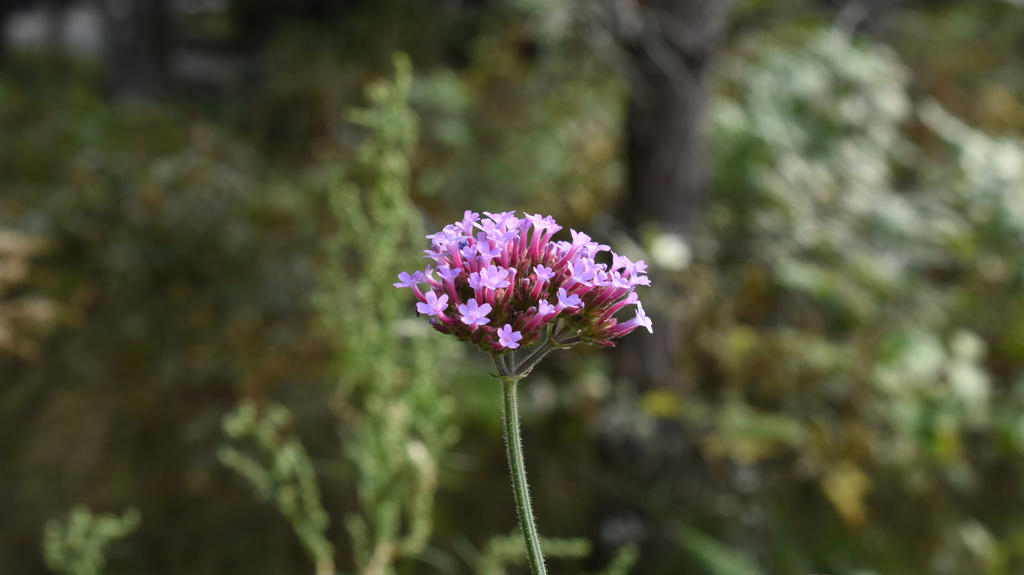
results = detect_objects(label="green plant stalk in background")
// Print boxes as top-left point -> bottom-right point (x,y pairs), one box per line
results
219,54 -> 457,575
317,53 -> 460,575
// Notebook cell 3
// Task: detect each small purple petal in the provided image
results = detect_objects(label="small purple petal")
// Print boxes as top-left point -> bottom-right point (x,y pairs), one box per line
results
497,324 -> 523,349
534,265 -> 554,283
457,298 -> 492,327
394,271 -> 419,288
556,288 -> 583,310
416,291 -> 449,316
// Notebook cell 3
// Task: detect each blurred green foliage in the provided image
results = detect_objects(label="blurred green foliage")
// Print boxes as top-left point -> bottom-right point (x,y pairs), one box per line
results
220,400 -> 335,574
1,52 -> 327,575
412,20 -> 624,222
4,1 -> 1024,575
42,507 -> 140,575
475,532 -> 637,575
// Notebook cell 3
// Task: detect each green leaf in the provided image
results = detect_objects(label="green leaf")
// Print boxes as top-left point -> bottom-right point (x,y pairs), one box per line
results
677,526 -> 765,575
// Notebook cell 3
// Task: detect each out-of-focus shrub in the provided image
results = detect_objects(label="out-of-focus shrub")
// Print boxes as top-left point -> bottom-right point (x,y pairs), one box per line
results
0,62 -> 328,574
637,27 -> 1024,573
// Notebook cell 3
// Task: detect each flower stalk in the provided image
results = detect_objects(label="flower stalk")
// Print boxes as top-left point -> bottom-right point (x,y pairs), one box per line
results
497,367 -> 547,575
396,211 -> 655,572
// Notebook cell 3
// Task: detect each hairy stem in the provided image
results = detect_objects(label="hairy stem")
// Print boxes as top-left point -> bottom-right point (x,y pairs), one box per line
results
500,376 -> 547,575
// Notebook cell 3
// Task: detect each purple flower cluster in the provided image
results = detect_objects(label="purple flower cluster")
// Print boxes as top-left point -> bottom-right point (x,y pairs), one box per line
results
394,211 -> 652,353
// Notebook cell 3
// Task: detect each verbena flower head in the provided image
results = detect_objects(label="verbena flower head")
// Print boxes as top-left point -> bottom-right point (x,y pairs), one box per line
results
396,211 -> 653,353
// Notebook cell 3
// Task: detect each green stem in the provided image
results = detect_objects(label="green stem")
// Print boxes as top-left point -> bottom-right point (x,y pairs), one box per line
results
500,376 -> 547,575
514,340 -> 556,377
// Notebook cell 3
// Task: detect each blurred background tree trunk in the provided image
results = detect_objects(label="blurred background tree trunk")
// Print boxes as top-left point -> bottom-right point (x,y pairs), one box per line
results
616,0 -> 731,387
621,0 -> 730,238
44,0 -> 65,53
101,0 -> 168,98
0,5 -> 11,59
